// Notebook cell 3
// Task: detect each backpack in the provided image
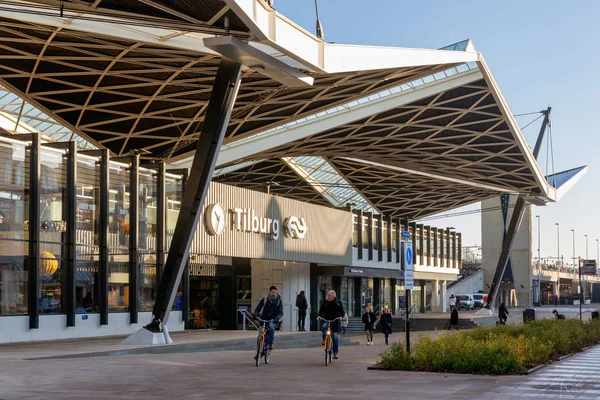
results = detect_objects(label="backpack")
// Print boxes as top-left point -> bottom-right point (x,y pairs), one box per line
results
296,294 -> 307,309
261,296 -> 282,311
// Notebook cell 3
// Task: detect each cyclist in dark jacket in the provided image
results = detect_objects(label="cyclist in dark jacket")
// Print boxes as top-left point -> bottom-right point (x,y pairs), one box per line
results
254,286 -> 284,350
318,290 -> 345,359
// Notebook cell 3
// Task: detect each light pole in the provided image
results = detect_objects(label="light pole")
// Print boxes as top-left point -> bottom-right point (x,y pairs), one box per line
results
555,223 -> 560,267
571,229 -> 576,267
596,239 -> 599,267
536,215 -> 541,265
585,234 -> 589,260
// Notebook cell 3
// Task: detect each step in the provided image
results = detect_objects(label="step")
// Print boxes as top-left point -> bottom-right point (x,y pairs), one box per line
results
31,332 -> 360,360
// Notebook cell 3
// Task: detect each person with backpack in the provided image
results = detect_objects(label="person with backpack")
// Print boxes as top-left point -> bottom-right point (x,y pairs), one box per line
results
253,286 -> 283,352
296,290 -> 308,331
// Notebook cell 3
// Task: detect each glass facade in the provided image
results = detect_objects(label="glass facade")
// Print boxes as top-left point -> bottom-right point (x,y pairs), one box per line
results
0,139 -> 29,315
138,168 -> 157,312
39,147 -> 67,314
108,162 -> 130,312
0,135 -> 184,325
76,154 -> 100,313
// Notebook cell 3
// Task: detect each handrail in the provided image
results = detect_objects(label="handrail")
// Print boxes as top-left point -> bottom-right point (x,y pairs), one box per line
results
576,310 -> 593,319
238,309 -> 259,330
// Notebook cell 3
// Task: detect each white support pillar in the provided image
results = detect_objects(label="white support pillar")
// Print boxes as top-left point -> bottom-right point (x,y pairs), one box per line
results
441,280 -> 447,313
431,279 -> 441,312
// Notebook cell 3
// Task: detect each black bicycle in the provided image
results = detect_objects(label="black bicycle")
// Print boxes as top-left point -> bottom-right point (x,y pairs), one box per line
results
254,317 -> 276,367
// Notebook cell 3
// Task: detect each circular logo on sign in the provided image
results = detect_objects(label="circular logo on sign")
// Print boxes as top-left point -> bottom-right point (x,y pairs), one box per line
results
406,247 -> 413,266
205,203 -> 225,235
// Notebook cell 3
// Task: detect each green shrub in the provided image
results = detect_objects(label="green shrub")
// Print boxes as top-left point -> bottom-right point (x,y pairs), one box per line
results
377,319 -> 600,375
377,342 -> 414,370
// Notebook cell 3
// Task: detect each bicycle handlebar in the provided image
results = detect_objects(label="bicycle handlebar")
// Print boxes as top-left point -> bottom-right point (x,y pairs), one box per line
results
254,317 -> 278,323
317,316 -> 343,322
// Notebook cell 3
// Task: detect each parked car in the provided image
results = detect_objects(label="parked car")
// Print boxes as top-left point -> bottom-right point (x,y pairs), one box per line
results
456,294 -> 474,310
471,294 -> 485,309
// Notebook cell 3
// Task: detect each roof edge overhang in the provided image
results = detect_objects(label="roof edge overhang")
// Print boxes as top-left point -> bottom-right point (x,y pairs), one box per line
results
553,166 -> 588,202
0,1 -> 222,56
476,58 -> 552,200
225,0 -> 479,73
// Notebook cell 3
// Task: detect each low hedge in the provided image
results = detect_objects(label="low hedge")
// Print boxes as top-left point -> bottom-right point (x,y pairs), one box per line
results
377,319 -> 600,375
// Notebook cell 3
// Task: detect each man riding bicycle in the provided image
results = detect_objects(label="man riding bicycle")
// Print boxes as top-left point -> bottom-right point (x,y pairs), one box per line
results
254,286 -> 283,352
318,290 -> 345,359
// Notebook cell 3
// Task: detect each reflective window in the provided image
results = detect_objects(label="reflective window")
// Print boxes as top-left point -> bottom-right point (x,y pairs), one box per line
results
108,162 -> 130,312
0,139 -> 29,315
75,155 -> 100,313
166,175 -> 183,311
39,147 -> 67,314
352,214 -> 358,248
139,168 -> 157,312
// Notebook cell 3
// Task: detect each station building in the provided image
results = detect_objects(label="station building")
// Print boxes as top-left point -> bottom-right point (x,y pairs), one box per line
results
0,0 -> 584,342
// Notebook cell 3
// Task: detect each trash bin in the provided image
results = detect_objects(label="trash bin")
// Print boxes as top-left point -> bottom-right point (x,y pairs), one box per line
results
523,308 -> 536,323
592,311 -> 599,320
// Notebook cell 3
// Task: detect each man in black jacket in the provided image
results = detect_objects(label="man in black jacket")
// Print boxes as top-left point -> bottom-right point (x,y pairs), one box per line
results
296,290 -> 308,331
254,286 -> 284,351
318,290 -> 345,359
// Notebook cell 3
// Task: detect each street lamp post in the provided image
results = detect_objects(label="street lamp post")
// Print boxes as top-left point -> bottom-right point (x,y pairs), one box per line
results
536,216 -> 541,265
571,229 -> 576,268
535,215 -> 541,305
555,223 -> 560,267
596,239 -> 599,268
585,234 -> 589,260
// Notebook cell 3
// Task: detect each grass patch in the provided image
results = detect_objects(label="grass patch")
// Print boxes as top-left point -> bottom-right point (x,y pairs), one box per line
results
377,319 -> 600,375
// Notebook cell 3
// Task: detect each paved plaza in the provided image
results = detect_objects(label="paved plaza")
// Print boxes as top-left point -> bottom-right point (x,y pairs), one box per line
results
1,329 -> 599,399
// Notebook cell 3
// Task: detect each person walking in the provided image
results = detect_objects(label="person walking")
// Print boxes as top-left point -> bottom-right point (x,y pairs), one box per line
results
379,307 -> 393,345
341,312 -> 349,335
296,290 -> 308,331
449,294 -> 456,311
498,302 -> 509,325
449,307 -> 459,330
362,306 -> 376,345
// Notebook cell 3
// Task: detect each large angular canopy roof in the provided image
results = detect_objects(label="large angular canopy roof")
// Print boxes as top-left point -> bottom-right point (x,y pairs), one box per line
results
0,0 -> 586,219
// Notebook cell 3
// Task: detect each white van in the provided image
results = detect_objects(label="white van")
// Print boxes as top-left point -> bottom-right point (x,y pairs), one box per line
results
456,294 -> 474,310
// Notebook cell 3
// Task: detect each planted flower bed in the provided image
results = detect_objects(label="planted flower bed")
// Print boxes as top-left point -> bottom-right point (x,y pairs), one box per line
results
377,319 -> 600,375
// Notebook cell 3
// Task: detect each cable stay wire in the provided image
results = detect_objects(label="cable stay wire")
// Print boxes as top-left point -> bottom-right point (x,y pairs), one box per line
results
513,111 -> 546,117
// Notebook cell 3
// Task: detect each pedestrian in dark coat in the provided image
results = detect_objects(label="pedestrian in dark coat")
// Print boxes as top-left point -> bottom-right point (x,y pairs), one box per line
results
296,290 -> 308,331
362,306 -> 376,345
498,303 -> 509,325
449,308 -> 459,330
379,307 -> 393,345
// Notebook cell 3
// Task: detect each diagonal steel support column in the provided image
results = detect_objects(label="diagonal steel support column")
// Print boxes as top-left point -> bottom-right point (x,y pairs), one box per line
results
145,58 -> 242,337
486,195 -> 527,308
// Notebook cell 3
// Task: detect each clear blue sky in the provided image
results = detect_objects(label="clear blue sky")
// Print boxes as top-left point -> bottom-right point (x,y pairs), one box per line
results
275,0 -> 600,262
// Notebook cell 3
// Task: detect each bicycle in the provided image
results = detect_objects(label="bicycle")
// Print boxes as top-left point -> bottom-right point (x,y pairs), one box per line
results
318,317 -> 341,366
254,317 -> 276,367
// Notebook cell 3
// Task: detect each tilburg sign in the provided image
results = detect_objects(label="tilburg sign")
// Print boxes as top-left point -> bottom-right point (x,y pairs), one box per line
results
205,203 -> 307,241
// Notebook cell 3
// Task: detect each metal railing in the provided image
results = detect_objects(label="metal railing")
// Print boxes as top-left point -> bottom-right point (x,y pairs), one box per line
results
397,305 -> 417,320
238,309 -> 258,330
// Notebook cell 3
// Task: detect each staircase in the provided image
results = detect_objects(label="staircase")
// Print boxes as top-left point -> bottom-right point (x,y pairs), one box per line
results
346,316 -> 366,334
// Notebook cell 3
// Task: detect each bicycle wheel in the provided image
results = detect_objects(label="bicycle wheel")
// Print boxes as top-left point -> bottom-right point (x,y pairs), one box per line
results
264,348 -> 271,364
255,336 -> 263,367
325,335 -> 332,366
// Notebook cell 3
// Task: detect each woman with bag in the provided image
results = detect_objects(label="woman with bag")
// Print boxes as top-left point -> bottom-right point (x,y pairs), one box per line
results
362,306 -> 376,345
379,307 -> 393,345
